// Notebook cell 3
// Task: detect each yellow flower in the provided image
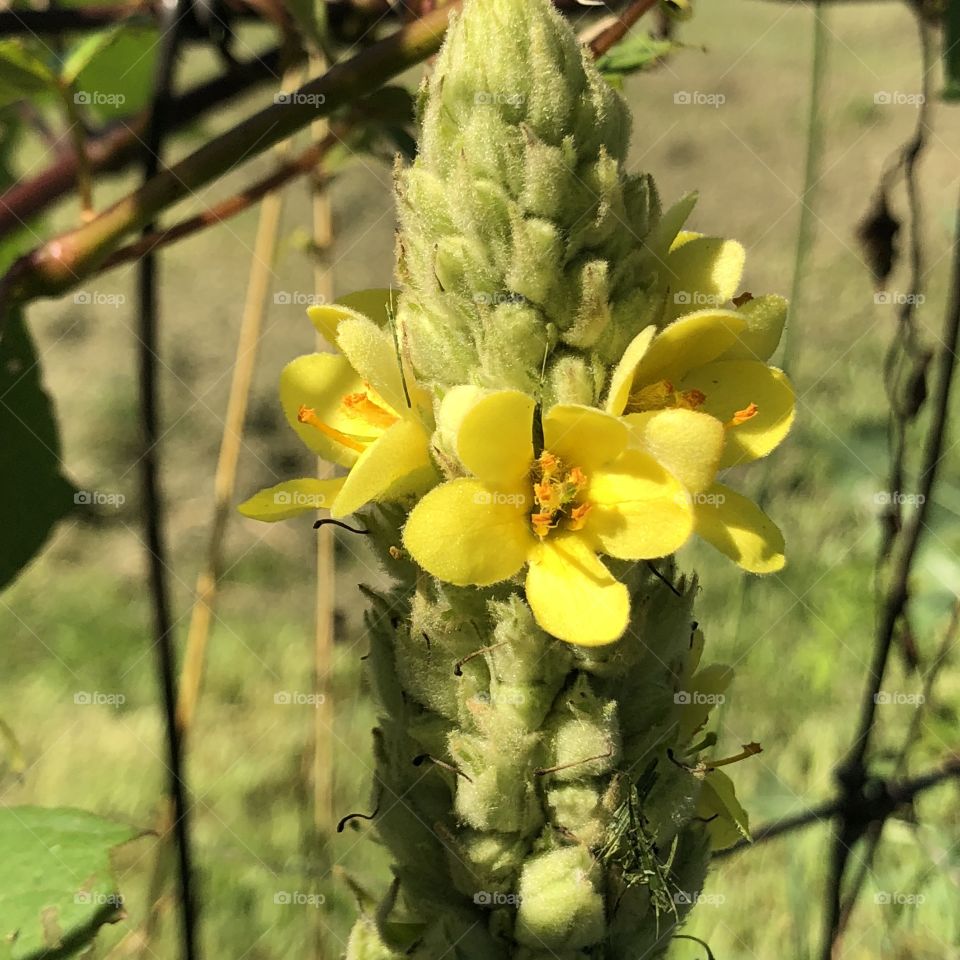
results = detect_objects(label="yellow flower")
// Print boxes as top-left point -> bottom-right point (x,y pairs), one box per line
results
238,290 -> 437,522
402,390 -> 694,647
605,305 -> 794,573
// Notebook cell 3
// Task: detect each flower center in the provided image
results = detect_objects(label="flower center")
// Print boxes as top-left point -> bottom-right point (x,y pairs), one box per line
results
627,378 -> 759,431
530,450 -> 590,539
297,388 -> 398,454
626,378 -> 706,413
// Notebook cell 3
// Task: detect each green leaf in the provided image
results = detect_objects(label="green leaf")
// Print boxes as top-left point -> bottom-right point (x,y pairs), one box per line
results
0,807 -> 142,959
0,41 -> 57,108
595,33 -> 676,81
60,25 -> 126,86
0,310 -> 75,591
695,769 -> 751,851
72,26 -> 158,116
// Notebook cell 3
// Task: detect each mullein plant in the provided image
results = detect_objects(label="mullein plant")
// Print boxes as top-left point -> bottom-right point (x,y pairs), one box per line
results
240,0 -> 794,955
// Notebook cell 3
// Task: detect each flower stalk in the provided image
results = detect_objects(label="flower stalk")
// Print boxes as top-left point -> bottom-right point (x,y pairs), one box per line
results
239,0 -> 793,955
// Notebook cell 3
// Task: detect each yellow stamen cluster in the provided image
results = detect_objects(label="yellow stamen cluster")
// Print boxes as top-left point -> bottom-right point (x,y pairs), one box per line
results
531,451 -> 590,539
342,390 -> 398,429
627,378 -> 706,414
726,402 -> 759,428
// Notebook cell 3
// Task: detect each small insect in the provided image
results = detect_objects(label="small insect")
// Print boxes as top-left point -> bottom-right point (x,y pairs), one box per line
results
600,760 -> 684,931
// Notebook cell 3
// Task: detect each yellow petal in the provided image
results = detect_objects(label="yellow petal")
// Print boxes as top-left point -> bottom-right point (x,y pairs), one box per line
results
279,353 -> 365,467
332,418 -> 437,518
543,404 -> 627,470
402,478 -> 531,586
605,326 -> 656,415
525,537 -> 629,647
624,408 -> 724,494
694,484 -> 785,573
629,310 -> 745,392
664,236 -> 745,322
721,294 -> 788,362
456,389 -> 535,484
335,315 -> 408,414
307,288 -> 398,345
237,477 -> 345,522
677,360 -> 795,467
586,449 -> 694,559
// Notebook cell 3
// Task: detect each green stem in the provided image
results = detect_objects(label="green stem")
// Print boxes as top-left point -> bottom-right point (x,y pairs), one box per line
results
58,82 -> 94,221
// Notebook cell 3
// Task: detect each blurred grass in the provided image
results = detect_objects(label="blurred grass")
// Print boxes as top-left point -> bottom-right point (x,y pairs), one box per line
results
3,1 -> 960,958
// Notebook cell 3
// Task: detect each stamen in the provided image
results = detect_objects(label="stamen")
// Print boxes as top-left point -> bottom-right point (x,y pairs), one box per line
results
677,388 -> 706,410
531,512 -> 556,539
727,402 -> 759,428
567,503 -> 591,532
342,391 -> 398,429
297,405 -> 367,452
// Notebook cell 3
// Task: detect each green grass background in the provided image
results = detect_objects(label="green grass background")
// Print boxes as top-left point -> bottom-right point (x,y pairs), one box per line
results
3,1 -> 960,957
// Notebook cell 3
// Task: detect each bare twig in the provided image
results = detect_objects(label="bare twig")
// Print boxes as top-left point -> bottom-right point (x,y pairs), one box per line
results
0,3 -> 461,318
715,754 -> 960,860
0,45 -> 289,241
821,18 -> 939,957
137,4 -> 197,958
586,0 -> 658,57
98,125 -> 344,274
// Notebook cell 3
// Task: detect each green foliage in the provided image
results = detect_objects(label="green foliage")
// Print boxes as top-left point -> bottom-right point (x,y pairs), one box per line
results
0,807 -> 141,959
595,33 -> 678,87
0,311 -> 74,591
0,42 -> 56,108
